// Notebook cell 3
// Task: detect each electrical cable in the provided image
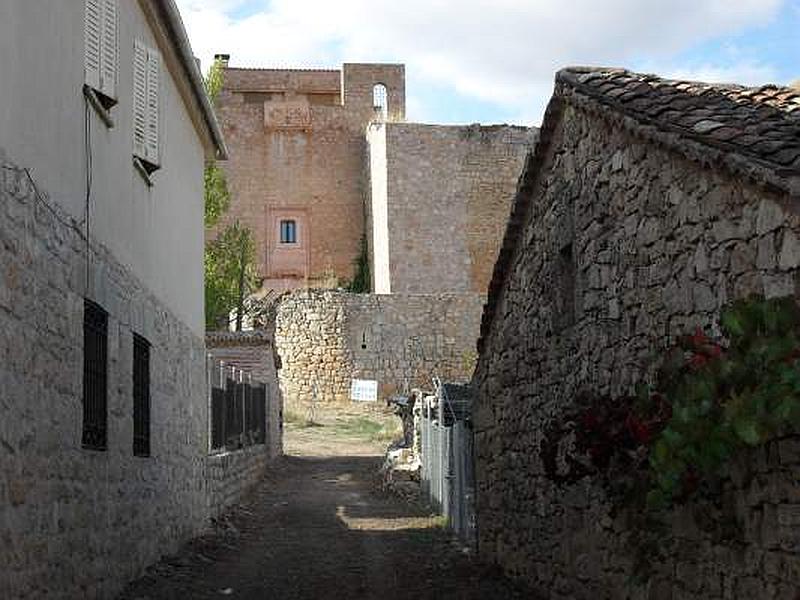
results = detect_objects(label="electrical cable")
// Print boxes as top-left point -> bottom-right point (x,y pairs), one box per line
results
84,93 -> 93,291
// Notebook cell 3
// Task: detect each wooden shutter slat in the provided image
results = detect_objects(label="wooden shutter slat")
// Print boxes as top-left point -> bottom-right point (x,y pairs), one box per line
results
145,48 -> 160,164
99,0 -> 117,99
84,0 -> 101,91
133,40 -> 148,160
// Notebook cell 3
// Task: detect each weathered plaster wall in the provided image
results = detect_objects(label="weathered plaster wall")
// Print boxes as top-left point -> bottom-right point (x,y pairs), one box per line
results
275,290 -> 484,403
367,123 -> 535,294
474,105 -> 800,599
213,64 -> 404,290
0,150 -> 209,600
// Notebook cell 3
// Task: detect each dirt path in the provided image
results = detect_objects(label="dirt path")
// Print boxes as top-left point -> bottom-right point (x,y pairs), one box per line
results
119,406 -> 530,599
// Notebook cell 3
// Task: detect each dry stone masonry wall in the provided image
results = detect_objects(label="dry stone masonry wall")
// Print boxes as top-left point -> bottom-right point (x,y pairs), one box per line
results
275,290 -> 484,403
474,105 -> 800,599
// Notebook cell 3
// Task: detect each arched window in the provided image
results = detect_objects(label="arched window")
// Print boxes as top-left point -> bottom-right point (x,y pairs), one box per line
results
373,83 -> 388,120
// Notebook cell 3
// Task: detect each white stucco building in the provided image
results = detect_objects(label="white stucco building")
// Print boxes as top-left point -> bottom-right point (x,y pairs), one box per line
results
0,1 -> 227,597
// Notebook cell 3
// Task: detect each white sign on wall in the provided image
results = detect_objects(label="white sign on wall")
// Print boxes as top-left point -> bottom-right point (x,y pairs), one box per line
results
350,379 -> 378,402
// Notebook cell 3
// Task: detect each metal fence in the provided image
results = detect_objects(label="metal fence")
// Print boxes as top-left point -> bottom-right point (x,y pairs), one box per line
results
208,359 -> 270,453
419,380 -> 476,545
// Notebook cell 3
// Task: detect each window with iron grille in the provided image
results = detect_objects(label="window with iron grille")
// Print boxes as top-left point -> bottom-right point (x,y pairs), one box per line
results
82,299 -> 108,450
133,333 -> 151,457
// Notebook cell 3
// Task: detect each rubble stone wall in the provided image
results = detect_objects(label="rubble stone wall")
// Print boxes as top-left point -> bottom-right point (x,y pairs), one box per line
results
473,105 -> 800,599
0,150 -> 209,599
275,290 -> 484,402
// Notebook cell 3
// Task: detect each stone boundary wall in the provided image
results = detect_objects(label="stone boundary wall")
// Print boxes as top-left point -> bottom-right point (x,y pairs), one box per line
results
0,150 -> 209,599
275,290 -> 484,403
473,106 -> 800,598
206,445 -> 271,519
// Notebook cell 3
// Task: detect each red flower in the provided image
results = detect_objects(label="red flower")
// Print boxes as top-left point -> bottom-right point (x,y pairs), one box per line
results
784,347 -> 800,364
690,327 -> 708,348
688,353 -> 709,370
626,413 -> 652,445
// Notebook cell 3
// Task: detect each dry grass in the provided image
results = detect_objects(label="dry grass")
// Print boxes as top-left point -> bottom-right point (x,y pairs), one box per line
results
283,399 -> 404,454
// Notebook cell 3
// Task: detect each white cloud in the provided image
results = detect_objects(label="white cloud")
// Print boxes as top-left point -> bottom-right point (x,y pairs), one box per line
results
649,62 -> 780,86
175,0 -> 784,125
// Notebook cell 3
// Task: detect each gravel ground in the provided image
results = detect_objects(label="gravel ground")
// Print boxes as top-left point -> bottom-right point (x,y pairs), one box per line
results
118,405 -> 533,600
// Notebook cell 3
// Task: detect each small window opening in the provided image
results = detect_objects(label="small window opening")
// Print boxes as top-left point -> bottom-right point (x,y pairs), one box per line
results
557,243 -> 576,331
133,334 -> 151,457
373,83 -> 387,120
280,220 -> 297,244
83,299 -> 108,451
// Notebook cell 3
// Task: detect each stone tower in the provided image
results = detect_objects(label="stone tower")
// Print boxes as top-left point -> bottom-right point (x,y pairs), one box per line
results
210,60 -> 405,293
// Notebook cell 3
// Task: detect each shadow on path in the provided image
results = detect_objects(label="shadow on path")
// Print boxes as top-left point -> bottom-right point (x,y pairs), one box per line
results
118,453 -> 531,599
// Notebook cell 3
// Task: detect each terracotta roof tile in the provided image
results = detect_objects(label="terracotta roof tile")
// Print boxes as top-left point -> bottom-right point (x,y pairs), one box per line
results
558,67 -> 800,173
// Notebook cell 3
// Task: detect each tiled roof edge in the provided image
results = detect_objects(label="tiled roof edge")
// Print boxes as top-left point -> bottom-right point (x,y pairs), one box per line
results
557,67 -> 800,198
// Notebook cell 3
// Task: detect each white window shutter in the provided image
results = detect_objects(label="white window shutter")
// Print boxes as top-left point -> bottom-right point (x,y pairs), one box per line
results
99,0 -> 117,99
132,40 -> 148,160
144,48 -> 160,164
84,0 -> 101,91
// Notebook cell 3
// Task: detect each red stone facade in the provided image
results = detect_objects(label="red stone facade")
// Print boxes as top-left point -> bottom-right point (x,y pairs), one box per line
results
210,62 -> 405,292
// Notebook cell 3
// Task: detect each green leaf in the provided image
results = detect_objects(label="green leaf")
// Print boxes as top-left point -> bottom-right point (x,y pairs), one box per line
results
646,489 -> 667,510
732,418 -> 762,446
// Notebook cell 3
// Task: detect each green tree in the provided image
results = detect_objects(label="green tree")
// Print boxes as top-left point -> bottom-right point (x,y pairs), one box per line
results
204,58 -> 229,228
205,221 -> 258,330
203,58 -> 259,329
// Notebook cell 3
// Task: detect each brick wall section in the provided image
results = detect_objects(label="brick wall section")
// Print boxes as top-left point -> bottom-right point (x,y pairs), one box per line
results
212,64 -> 405,291
206,330 -> 284,460
0,150 -> 209,599
368,123 -> 536,293
473,103 -> 800,598
274,290 -> 484,403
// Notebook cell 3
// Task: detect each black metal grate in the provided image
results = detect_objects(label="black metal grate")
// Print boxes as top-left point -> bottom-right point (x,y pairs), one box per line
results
252,384 -> 267,444
211,387 -> 226,450
133,333 -> 151,457
82,299 -> 108,450
210,374 -> 268,452
224,378 -> 240,449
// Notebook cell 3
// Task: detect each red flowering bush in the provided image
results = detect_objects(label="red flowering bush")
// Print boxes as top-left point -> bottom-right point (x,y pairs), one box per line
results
541,295 -> 800,508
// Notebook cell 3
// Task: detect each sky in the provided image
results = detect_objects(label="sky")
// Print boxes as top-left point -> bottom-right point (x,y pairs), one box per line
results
175,0 -> 800,127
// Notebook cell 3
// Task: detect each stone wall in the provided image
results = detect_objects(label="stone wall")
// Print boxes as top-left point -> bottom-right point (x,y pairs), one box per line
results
275,290 -> 484,403
367,123 -> 535,294
0,150 -> 209,599
473,105 -> 800,598
207,444 -> 272,519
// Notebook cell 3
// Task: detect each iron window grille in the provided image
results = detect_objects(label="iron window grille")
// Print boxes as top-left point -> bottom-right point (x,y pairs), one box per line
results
133,333 -> 151,457
82,299 -> 108,450
279,219 -> 297,244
